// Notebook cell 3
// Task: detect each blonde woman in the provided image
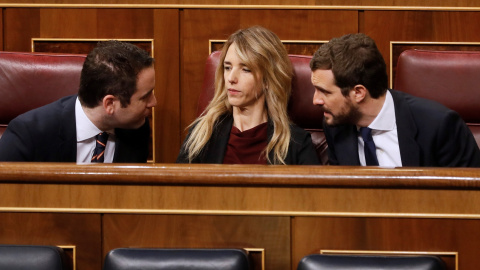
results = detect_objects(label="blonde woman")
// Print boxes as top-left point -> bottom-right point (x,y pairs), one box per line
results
177,26 -> 319,165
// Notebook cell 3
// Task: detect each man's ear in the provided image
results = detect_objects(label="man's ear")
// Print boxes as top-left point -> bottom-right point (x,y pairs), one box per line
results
351,84 -> 368,103
103,95 -> 116,115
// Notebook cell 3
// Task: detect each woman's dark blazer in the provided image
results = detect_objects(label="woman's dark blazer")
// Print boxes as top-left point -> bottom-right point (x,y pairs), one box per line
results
176,114 -> 320,165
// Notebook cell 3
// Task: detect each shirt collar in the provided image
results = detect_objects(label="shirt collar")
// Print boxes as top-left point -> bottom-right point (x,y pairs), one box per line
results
368,90 -> 396,131
75,97 -> 114,142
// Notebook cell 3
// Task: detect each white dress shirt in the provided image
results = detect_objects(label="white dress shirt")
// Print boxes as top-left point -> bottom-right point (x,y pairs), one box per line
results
357,91 -> 402,167
75,97 -> 116,164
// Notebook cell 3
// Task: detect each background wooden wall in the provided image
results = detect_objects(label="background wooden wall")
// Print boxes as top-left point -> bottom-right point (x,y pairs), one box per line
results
2,4 -> 480,163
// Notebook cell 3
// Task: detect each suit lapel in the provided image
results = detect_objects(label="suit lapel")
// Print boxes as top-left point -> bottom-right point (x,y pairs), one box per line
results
58,95 -> 78,162
113,131 -> 121,162
113,129 -> 128,162
203,115 -> 232,163
333,125 -> 361,165
390,90 -> 420,166
267,120 -> 275,164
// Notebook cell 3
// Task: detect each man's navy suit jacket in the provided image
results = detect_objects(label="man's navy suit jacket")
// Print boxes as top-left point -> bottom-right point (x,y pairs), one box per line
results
0,95 -> 150,162
324,89 -> 480,167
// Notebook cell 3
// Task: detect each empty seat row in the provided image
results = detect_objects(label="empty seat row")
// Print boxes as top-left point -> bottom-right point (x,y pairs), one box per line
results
0,244 -> 447,270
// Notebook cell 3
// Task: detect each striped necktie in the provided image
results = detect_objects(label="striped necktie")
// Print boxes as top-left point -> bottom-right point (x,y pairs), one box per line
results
91,132 -> 109,163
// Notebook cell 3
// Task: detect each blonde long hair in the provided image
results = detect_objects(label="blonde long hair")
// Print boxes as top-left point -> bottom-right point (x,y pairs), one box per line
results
184,26 -> 293,164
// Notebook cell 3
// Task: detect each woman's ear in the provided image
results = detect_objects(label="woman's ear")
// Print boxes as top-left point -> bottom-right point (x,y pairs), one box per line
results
102,95 -> 116,115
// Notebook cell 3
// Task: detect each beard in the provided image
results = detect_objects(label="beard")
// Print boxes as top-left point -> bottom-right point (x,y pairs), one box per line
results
323,100 -> 361,127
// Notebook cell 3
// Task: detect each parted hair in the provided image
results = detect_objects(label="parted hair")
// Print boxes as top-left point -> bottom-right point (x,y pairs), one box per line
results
310,33 -> 388,98
78,40 -> 154,108
184,25 -> 294,164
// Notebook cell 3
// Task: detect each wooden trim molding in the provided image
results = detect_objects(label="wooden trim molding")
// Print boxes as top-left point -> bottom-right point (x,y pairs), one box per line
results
1,163 -> 480,218
245,248 -> 265,270
2,4 -> 480,11
1,163 -> 480,189
58,245 -> 76,270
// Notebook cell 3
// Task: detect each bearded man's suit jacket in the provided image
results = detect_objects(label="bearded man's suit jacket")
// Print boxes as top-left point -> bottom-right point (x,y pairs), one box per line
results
324,89 -> 480,167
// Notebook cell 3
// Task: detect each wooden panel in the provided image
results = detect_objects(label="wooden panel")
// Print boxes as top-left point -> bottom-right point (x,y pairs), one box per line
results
3,163 -> 480,215
2,163 -> 480,269
0,212 -> 102,270
1,1 -> 480,7
39,9 -> 97,38
103,214 -> 290,270
292,217 -> 480,270
5,182 -> 480,216
38,9 -> 152,39
97,9 -> 153,38
3,8 -> 40,51
32,39 -> 152,55
180,9 -> 358,141
364,11 -> 480,86
153,9 -> 180,163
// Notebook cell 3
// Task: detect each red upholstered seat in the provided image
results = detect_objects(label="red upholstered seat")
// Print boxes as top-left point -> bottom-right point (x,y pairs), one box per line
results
197,51 -> 328,164
0,51 -> 86,138
394,49 -> 480,146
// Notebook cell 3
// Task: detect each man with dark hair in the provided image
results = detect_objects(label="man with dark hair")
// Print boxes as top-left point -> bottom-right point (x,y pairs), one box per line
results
311,33 -> 480,167
0,40 -> 156,163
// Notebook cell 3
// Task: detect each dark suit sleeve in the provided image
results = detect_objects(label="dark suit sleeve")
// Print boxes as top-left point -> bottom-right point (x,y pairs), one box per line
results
114,120 -> 150,163
436,110 -> 480,167
296,132 -> 321,165
0,118 -> 34,161
323,121 -> 339,165
176,129 -> 192,163
176,117 -> 230,164
288,125 -> 321,165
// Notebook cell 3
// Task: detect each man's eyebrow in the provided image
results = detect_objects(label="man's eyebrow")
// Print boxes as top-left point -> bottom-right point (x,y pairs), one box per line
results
314,85 -> 330,93
141,89 -> 154,99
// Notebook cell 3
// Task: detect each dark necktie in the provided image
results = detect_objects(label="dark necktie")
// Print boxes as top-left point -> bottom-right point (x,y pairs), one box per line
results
360,127 -> 379,166
91,132 -> 109,163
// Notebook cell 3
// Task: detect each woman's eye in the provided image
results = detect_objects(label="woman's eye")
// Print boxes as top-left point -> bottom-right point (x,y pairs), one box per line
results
224,66 -> 231,71
242,68 -> 251,73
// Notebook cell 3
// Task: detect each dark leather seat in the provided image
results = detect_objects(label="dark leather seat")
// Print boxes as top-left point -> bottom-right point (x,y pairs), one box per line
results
297,254 -> 446,270
198,51 -> 327,164
0,51 -> 86,138
103,248 -> 250,270
394,49 -> 480,146
0,244 -> 67,270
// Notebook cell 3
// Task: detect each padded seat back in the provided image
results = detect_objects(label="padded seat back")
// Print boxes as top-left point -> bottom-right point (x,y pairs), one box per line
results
103,248 -> 250,270
394,49 -> 480,146
198,51 -> 327,164
0,51 -> 86,138
297,254 -> 446,270
0,244 -> 67,270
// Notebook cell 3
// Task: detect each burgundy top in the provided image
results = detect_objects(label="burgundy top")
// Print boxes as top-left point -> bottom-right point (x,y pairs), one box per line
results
223,122 -> 268,164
